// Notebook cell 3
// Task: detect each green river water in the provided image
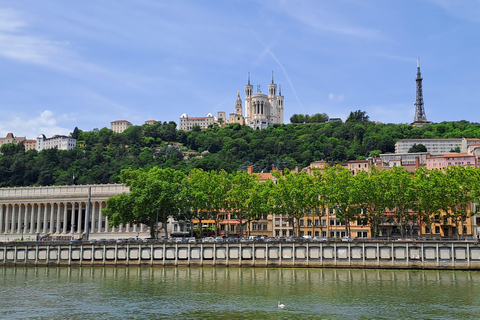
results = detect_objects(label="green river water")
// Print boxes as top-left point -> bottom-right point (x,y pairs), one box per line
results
1,266 -> 479,319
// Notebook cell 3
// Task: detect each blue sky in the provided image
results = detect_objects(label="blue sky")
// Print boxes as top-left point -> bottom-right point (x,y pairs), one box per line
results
1,0 -> 480,139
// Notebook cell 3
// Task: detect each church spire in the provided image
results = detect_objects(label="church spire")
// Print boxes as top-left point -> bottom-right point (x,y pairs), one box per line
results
248,72 -> 250,85
412,59 -> 430,127
271,71 -> 274,84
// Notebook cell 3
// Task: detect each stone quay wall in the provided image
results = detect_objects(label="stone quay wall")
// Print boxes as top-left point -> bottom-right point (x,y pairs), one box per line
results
2,241 -> 480,270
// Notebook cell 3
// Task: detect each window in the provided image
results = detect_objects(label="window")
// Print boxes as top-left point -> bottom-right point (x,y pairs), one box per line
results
307,220 -> 312,227
299,219 -> 305,227
322,219 -> 327,227
315,231 -> 319,236
263,224 -> 268,231
314,219 -> 319,226
275,218 -> 280,226
435,226 -> 440,234
329,219 -> 335,226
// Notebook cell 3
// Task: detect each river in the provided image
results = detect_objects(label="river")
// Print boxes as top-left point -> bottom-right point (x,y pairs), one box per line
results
1,266 -> 479,319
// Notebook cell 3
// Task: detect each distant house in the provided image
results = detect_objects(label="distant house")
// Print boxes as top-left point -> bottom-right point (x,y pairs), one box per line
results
328,118 -> 343,123
110,120 -> 133,133
144,120 -> 157,125
36,134 -> 76,151
426,153 -> 477,170
0,133 -> 36,152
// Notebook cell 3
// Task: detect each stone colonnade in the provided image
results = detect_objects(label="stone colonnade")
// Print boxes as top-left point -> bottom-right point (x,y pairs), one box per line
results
0,184 -> 148,240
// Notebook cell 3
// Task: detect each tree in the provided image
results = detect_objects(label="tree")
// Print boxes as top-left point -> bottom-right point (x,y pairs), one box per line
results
103,167 -> 186,238
271,170 -> 319,237
226,170 -> 258,237
346,110 -> 369,124
408,143 -> 427,153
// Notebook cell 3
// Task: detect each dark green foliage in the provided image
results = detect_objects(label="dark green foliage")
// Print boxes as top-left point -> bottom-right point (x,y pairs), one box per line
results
1,118 -> 480,187
408,143 -> 428,153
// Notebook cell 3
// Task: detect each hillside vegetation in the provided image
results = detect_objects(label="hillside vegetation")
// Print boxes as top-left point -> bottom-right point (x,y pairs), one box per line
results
1,112 -> 480,187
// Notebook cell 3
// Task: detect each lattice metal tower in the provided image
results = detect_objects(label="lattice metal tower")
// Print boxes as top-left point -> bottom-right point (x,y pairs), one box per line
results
412,59 -> 430,126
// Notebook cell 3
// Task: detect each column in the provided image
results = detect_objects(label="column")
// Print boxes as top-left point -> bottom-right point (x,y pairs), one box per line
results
24,204 -> 28,234
98,202 -> 103,232
42,203 -> 48,233
0,205 -> 3,233
78,202 -> 83,234
30,204 -> 35,234
70,202 -> 76,234
63,202 -> 68,234
11,204 -> 17,233
17,204 -> 23,235
90,201 -> 96,233
50,203 -> 55,233
5,205 -> 11,233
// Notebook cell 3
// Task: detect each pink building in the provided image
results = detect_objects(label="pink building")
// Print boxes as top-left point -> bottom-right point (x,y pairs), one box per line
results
426,153 -> 477,170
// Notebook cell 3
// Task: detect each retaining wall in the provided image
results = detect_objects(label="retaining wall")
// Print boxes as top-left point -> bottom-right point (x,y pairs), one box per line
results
2,241 -> 480,269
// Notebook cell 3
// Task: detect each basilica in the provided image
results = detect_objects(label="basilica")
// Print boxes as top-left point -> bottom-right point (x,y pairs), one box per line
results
228,73 -> 284,130
180,73 -> 284,131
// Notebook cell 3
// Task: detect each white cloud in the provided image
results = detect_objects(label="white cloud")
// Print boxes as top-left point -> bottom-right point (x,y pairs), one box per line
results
328,93 -> 344,102
0,110 -> 72,139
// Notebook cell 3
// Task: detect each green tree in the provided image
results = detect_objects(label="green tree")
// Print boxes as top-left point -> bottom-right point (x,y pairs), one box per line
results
103,167 -> 186,238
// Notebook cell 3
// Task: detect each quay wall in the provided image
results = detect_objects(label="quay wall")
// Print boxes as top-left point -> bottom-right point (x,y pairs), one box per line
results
2,241 -> 480,270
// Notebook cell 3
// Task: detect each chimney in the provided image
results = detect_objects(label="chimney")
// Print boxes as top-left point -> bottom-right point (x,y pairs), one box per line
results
415,156 -> 419,169
272,165 -> 277,172
247,166 -> 253,175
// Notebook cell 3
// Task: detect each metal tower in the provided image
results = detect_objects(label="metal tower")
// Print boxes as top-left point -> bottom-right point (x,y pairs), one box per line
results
412,59 -> 430,126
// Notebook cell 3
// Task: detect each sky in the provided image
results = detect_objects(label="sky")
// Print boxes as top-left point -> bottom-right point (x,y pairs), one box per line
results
1,0 -> 480,139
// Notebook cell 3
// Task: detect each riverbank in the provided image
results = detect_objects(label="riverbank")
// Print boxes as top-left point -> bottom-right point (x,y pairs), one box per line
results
2,240 -> 480,270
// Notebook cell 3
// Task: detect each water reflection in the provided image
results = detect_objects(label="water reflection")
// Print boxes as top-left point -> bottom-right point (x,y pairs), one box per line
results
1,267 -> 480,319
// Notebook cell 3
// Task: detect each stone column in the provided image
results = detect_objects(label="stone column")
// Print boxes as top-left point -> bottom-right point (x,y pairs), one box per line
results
43,203 -> 48,233
3,204 -> 10,233
23,204 -> 28,235
70,202 -> 76,234
63,203 -> 68,234
83,203 -> 88,232
90,201 -> 96,233
11,204 -> 17,234
98,202 -> 103,232
17,204 -> 23,235
77,202 -> 82,234
30,204 -> 35,234
0,205 -> 3,234
49,203 -> 54,233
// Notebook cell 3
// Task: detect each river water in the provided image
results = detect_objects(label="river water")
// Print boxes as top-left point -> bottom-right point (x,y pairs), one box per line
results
1,266 -> 480,319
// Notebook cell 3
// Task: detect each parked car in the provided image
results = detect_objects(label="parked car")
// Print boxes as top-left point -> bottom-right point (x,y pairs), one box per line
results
187,237 -> 196,243
214,236 -> 224,243
226,237 -> 238,243
303,235 -> 313,242
174,237 -> 184,243
292,237 -> 305,243
266,237 -> 277,243
341,236 -> 353,242
313,236 -> 329,242
202,237 -> 215,243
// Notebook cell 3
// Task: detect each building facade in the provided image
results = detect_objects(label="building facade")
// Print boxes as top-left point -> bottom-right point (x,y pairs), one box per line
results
235,73 -> 284,130
110,120 -> 133,133
36,134 -> 76,152
179,113 -> 216,131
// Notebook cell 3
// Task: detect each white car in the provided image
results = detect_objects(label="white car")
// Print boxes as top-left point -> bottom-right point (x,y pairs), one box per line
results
202,237 -> 215,243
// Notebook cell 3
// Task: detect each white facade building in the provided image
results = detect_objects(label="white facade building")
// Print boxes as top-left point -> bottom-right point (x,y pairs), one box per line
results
179,113 -> 216,131
36,134 -> 76,152
229,74 -> 284,130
